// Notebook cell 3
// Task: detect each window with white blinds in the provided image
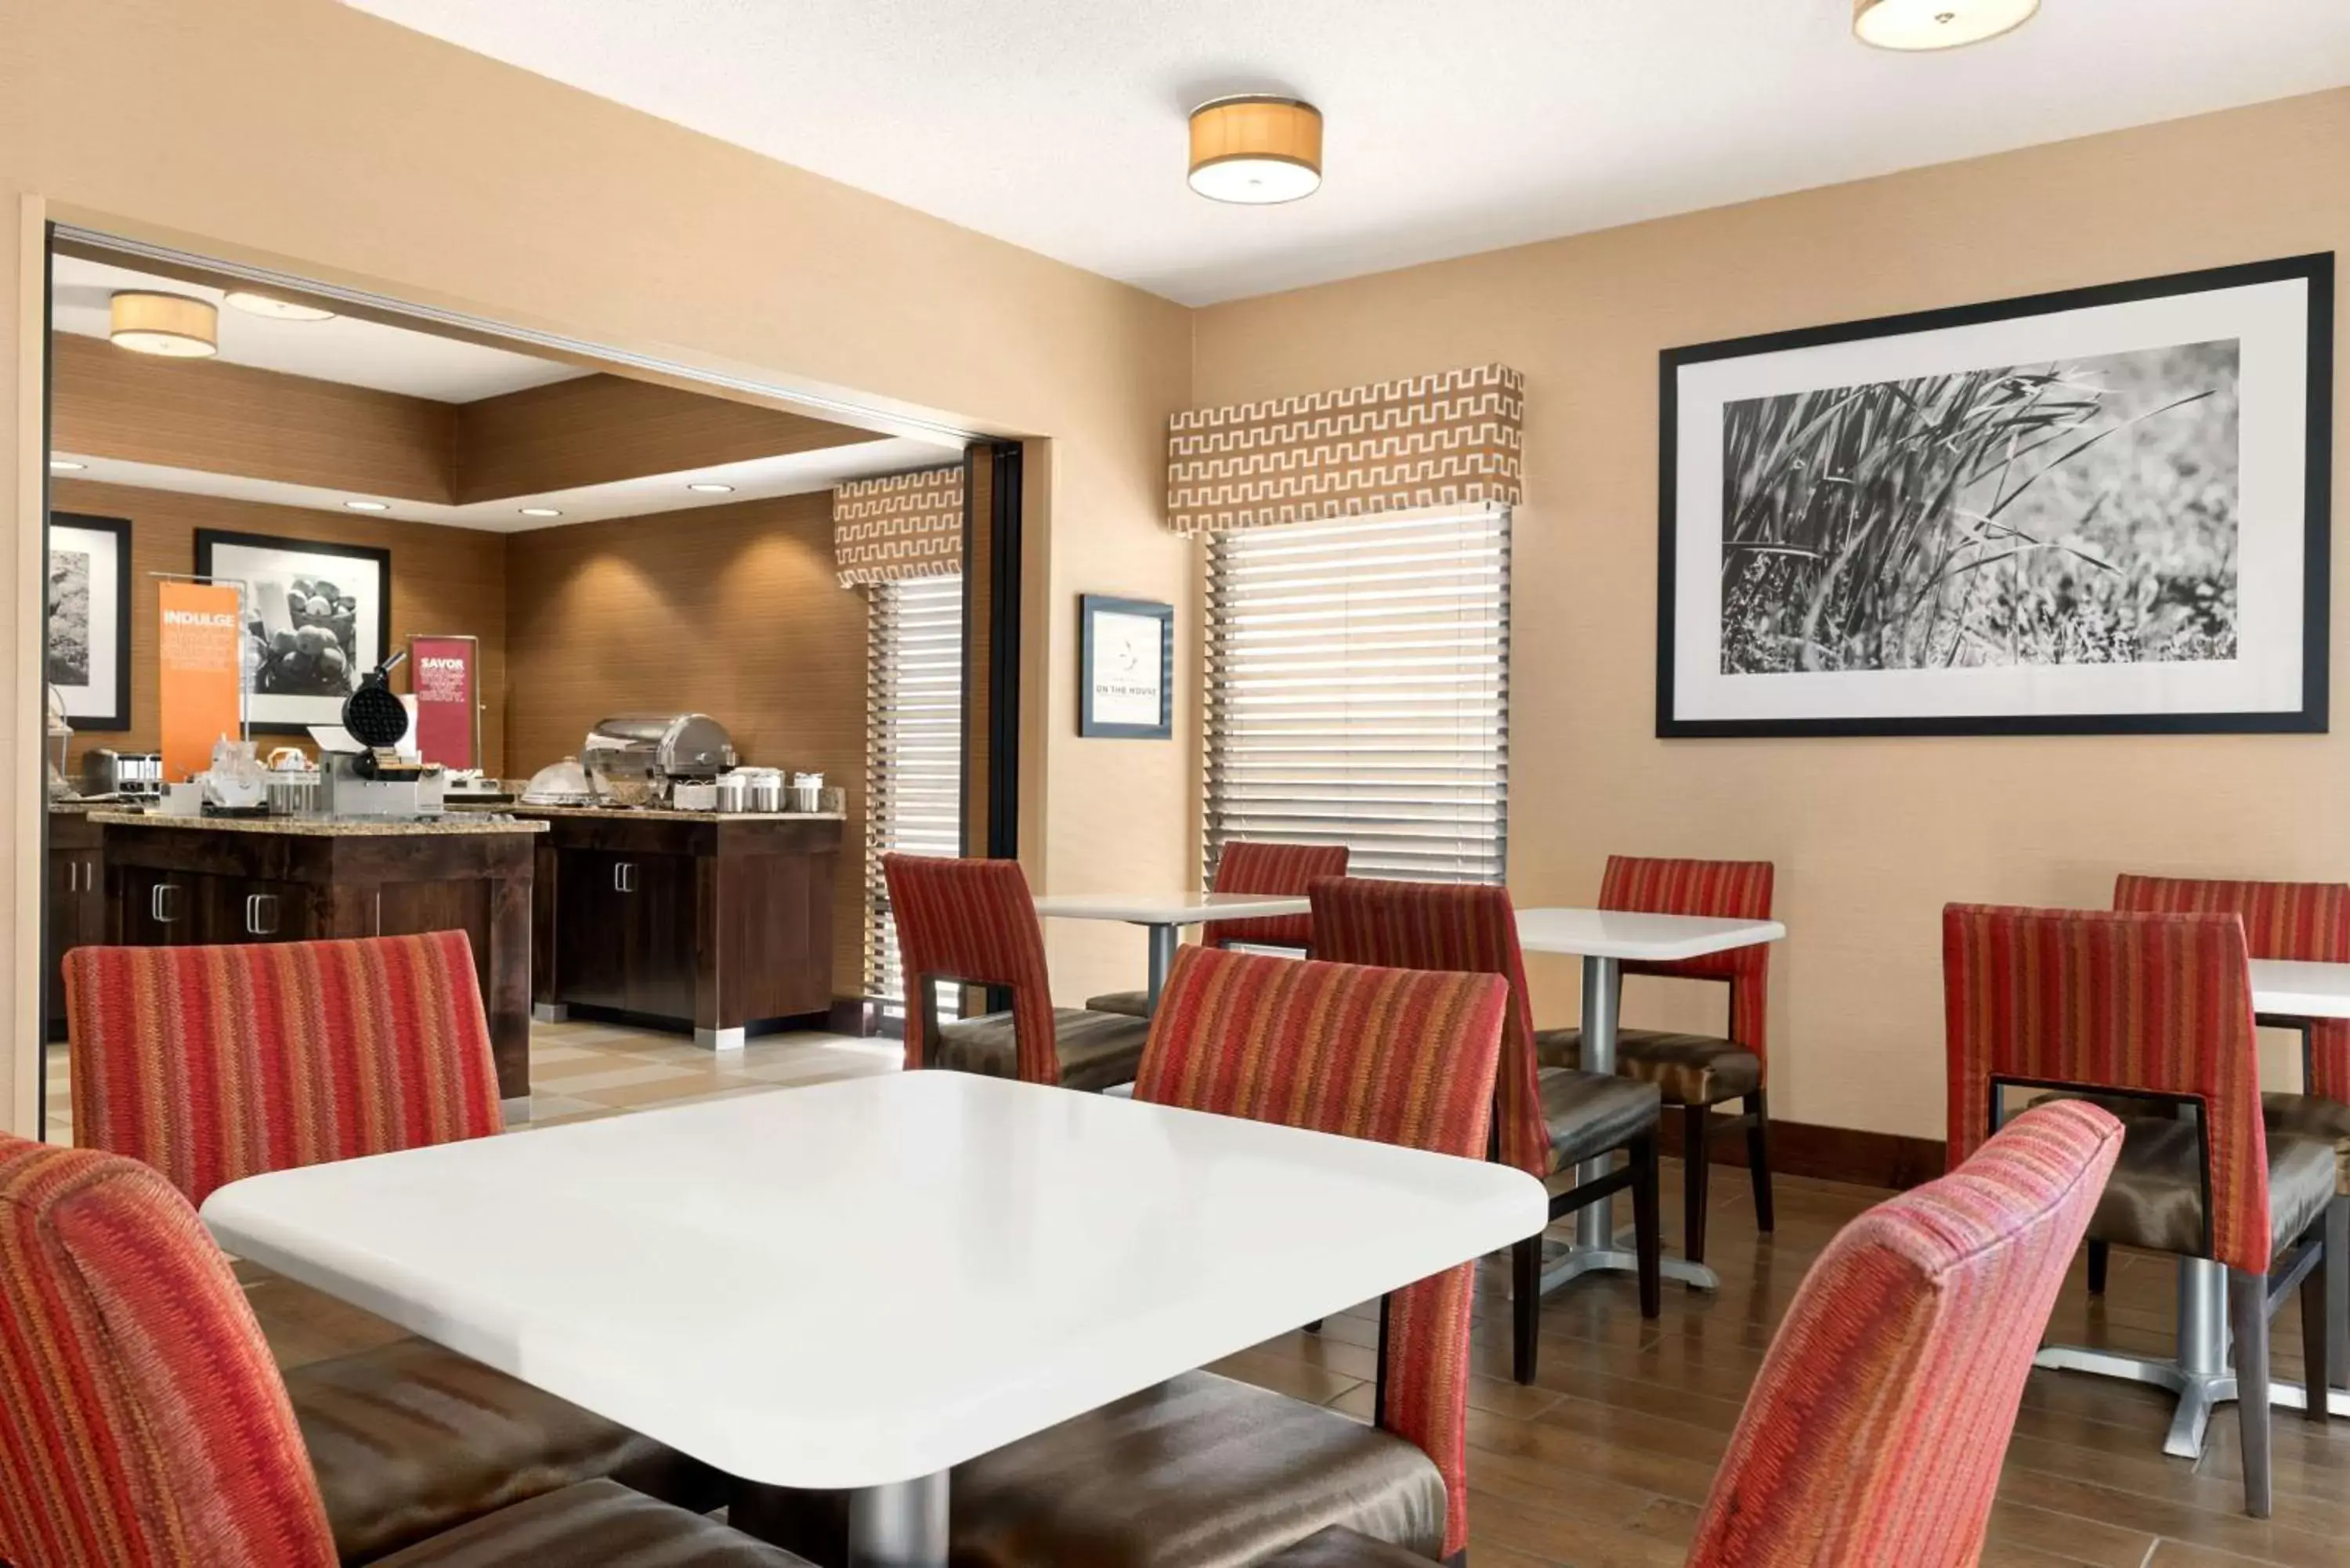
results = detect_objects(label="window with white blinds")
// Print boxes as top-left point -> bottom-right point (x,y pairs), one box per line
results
865,574 -> 965,1007
1204,508 -> 1510,884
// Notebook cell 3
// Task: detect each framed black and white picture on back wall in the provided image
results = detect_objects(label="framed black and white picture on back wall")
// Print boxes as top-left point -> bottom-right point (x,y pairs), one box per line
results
1657,253 -> 2333,738
47,511 -> 132,730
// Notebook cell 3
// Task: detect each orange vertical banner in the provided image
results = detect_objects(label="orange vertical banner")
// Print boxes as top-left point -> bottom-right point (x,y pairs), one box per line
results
157,581 -> 244,782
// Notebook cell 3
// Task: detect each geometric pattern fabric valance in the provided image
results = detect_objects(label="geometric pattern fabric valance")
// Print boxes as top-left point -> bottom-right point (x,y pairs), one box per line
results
1166,362 -> 1523,536
833,465 -> 966,587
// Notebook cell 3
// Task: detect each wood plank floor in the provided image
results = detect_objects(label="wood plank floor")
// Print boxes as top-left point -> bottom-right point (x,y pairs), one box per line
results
50,1024 -> 2350,1566
1214,1165 -> 2350,1568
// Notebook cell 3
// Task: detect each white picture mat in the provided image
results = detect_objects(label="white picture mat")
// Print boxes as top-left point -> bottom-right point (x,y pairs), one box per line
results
1090,609 -> 1166,726
1671,277 -> 2310,723
48,518 -> 123,721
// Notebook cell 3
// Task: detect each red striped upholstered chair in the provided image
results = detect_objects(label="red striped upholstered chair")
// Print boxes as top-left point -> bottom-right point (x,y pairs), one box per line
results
1943,904 -> 2335,1517
883,853 -> 1149,1090
63,934 -> 719,1562
949,945 -> 1511,1568
2111,874 -> 2350,1383
0,1133 -> 809,1568
1535,856 -> 1777,1268
1311,876 -> 1663,1386
1086,840 -> 1351,1017
1682,1100 -> 2123,1568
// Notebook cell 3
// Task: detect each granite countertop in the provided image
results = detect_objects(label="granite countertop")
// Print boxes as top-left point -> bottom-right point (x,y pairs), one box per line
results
499,804 -> 848,823
87,809 -> 550,837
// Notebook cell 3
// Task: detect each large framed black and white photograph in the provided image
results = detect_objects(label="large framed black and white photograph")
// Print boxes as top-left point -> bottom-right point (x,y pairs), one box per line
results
195,529 -> 392,733
1658,254 -> 2332,737
47,511 -> 131,730
1079,594 -> 1173,739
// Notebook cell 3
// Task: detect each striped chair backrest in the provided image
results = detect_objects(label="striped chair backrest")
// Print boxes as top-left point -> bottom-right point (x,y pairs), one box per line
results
1685,1101 -> 2121,1567
1598,856 -> 1775,1060
1943,902 -> 2270,1274
1199,840 -> 1350,952
1135,945 -> 1508,1564
63,931 -> 503,1209
0,1134 -> 338,1568
881,854 -> 1062,1084
1308,876 -> 1552,1180
2115,873 -> 2350,1100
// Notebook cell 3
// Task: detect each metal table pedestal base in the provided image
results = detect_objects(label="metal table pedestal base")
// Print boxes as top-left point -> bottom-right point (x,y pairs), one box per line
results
848,1472 -> 949,1568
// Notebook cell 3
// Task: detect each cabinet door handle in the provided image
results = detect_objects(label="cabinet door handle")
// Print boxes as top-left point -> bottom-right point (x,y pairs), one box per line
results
624,862 -> 637,894
613,862 -> 625,894
246,893 -> 280,938
152,883 -> 179,925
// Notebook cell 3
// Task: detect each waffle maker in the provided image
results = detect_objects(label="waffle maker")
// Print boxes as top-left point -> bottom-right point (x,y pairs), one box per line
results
344,651 -> 418,779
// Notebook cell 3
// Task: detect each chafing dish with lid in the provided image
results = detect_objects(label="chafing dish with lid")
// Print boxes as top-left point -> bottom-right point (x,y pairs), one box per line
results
581,713 -> 736,807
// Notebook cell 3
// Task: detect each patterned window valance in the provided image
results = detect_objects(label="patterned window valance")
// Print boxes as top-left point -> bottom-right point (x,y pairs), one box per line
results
833,465 -> 966,587
1166,363 -> 1523,537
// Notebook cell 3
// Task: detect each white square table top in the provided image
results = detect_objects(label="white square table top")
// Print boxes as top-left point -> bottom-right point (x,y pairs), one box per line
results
201,1072 -> 1544,1491
1032,890 -> 1313,926
2251,959 -> 2350,1021
1514,907 -> 1788,963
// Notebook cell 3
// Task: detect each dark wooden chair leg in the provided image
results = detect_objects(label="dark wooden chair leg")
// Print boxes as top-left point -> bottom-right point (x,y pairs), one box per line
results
2086,1240 -> 2109,1295
1682,1103 -> 1712,1266
1632,1133 -> 1661,1321
2330,1195 -> 2348,1393
2302,1224 -> 2330,1422
1743,1089 -> 1773,1235
1302,1321 -> 1322,1334
2232,1267 -> 2272,1518
1512,1234 -> 1541,1386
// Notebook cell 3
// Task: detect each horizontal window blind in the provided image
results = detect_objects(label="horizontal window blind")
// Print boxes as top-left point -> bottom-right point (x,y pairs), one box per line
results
1205,508 -> 1511,885
866,575 -> 965,1010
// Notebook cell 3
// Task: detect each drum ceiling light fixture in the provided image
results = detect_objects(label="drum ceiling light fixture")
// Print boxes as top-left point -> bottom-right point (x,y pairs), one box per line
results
1853,0 -> 2038,49
1188,95 -> 1322,204
108,291 -> 219,357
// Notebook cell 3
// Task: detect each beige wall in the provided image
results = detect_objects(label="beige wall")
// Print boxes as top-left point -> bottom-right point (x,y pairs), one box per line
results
1192,89 -> 2350,1140
0,0 -> 1194,1136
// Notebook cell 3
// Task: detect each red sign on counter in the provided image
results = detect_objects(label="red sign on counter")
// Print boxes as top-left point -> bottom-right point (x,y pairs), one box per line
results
408,634 -> 478,770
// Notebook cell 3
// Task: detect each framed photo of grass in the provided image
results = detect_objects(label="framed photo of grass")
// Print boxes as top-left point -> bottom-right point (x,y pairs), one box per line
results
1658,253 -> 2332,737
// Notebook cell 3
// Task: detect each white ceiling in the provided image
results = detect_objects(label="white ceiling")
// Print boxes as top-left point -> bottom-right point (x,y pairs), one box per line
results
52,256 -> 588,403
342,0 -> 2350,305
50,436 -> 960,533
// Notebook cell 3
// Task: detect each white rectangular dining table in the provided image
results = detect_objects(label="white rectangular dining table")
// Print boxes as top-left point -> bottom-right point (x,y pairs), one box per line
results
201,1071 -> 1545,1568
1032,890 -> 1314,1007
1514,909 -> 1788,1295
2041,956 -> 2350,1458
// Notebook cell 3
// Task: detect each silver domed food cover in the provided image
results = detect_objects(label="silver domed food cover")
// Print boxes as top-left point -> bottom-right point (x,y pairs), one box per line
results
580,714 -> 737,808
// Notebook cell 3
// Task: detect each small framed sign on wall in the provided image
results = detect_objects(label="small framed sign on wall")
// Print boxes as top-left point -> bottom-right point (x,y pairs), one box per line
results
1079,594 -> 1173,739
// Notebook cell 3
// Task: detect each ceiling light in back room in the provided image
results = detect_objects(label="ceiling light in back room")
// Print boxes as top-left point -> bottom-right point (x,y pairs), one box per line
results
1188,96 -> 1322,204
344,500 -> 391,512
49,458 -> 85,472
518,506 -> 563,518
687,482 -> 735,494
224,291 -> 338,322
109,291 -> 219,357
1853,0 -> 2038,50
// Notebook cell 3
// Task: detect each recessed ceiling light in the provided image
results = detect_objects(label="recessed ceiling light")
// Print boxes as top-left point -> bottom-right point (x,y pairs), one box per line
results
344,500 -> 391,512
109,291 -> 219,358
1188,96 -> 1322,204
1853,0 -> 2037,50
48,458 -> 85,472
518,506 -> 563,518
686,482 -> 735,494
224,290 -> 338,323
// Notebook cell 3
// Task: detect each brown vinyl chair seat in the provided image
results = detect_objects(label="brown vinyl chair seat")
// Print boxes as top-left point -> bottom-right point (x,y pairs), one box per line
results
2036,1089 -> 2350,1199
1254,1526 -> 1434,1567
1534,1025 -> 1761,1107
949,1369 -> 1445,1568
938,1007 -> 1152,1093
374,1478 -> 812,1566
1539,1068 -> 1663,1172
2080,1118 -> 2335,1262
1085,988 -> 1154,1019
288,1338 -> 721,1564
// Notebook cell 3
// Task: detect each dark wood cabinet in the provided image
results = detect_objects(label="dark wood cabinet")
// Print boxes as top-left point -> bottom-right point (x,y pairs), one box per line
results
45,811 -> 108,1040
98,818 -> 540,1099
527,810 -> 840,1047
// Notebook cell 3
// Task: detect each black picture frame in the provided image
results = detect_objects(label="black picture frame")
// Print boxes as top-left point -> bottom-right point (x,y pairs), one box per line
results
1079,594 -> 1173,739
195,529 -> 393,735
1658,252 -> 2333,739
46,511 -> 133,731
